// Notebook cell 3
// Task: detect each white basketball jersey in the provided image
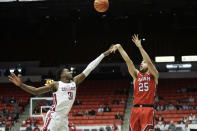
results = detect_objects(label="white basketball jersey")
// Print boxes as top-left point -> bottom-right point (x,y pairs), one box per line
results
50,81 -> 76,116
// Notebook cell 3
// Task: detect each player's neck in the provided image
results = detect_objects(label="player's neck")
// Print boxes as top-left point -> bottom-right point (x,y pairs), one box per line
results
61,79 -> 70,83
140,70 -> 149,75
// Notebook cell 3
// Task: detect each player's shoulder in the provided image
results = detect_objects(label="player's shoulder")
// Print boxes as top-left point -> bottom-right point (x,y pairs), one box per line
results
133,69 -> 139,79
51,80 -> 58,84
149,72 -> 159,84
70,80 -> 77,86
135,70 -> 141,77
46,81 -> 58,91
136,70 -> 139,75
50,81 -> 59,86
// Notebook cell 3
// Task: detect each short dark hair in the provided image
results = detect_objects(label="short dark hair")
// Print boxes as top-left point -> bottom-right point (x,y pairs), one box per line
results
55,66 -> 65,81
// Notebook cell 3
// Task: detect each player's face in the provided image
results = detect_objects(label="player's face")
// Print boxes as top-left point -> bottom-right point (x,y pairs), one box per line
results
140,60 -> 148,73
61,68 -> 73,80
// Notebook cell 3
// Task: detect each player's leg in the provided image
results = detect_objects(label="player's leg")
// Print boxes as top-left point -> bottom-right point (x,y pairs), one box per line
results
45,118 -> 58,131
43,110 -> 52,131
43,111 -> 58,131
58,125 -> 69,131
141,107 -> 154,131
58,116 -> 69,131
130,108 -> 141,131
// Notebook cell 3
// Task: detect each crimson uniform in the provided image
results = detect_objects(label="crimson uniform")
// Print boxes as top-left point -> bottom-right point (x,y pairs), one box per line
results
129,72 -> 156,131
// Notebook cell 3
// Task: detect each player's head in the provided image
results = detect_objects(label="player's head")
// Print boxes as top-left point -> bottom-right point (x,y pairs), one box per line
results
56,67 -> 73,81
140,60 -> 148,73
140,59 -> 156,73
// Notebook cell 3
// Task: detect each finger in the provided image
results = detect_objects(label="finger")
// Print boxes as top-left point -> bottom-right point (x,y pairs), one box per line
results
8,76 -> 14,81
8,75 -> 13,78
132,36 -> 135,40
113,51 -> 116,54
18,74 -> 21,77
110,47 -> 114,50
134,34 -> 137,39
133,34 -> 136,38
11,73 -> 17,79
134,34 -> 137,40
111,49 -> 114,52
135,34 -> 138,39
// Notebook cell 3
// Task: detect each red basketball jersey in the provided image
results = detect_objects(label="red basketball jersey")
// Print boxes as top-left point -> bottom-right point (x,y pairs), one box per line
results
133,72 -> 156,105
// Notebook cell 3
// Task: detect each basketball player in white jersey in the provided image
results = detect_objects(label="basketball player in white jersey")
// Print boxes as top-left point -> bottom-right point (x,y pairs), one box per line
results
8,47 -> 113,131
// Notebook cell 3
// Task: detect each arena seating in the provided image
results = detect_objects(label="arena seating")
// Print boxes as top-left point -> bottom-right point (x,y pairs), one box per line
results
0,82 -> 39,129
21,79 -> 130,128
69,79 -> 129,125
155,78 -> 197,123
4,78 -> 197,129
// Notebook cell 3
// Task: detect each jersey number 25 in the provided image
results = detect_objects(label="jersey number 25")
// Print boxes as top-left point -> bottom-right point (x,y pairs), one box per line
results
139,82 -> 149,92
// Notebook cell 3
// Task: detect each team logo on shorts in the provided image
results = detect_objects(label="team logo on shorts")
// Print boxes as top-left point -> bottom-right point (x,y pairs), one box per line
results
144,124 -> 154,131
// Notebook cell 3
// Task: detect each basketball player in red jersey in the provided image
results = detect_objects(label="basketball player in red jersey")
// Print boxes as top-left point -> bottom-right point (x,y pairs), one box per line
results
112,34 -> 159,131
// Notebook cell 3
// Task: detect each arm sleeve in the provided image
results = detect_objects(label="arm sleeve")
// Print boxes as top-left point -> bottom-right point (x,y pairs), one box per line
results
82,54 -> 105,77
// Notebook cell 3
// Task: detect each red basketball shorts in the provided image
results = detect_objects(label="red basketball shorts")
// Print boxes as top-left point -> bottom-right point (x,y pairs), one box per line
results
129,107 -> 154,131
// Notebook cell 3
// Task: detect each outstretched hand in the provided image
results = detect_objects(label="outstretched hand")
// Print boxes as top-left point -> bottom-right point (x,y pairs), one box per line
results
111,44 -> 121,53
132,34 -> 142,48
8,73 -> 22,87
103,45 -> 115,57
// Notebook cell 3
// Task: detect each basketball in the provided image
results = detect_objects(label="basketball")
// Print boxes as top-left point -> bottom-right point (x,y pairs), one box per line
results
94,0 -> 109,13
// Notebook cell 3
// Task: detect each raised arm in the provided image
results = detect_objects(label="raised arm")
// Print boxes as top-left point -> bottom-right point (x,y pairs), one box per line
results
73,47 -> 113,85
132,34 -> 159,80
112,44 -> 138,79
9,73 -> 57,95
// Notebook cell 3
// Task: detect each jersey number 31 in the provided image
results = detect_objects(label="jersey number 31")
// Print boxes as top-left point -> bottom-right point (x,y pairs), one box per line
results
139,82 -> 149,92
